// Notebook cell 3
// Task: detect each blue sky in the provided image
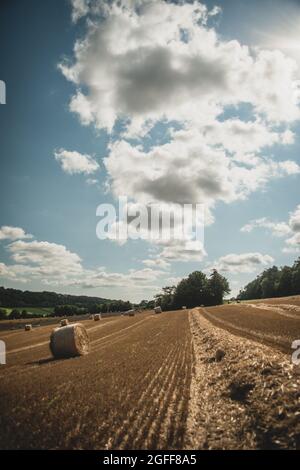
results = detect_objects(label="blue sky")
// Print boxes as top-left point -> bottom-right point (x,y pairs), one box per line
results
0,0 -> 299,302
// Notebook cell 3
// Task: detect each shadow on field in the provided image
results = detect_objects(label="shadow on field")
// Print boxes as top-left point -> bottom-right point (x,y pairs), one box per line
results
26,357 -> 58,366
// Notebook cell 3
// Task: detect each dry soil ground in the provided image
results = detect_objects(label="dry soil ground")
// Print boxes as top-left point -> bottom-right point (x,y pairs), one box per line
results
0,298 -> 300,449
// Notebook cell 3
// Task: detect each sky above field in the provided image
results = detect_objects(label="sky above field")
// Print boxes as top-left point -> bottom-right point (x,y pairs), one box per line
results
0,0 -> 300,302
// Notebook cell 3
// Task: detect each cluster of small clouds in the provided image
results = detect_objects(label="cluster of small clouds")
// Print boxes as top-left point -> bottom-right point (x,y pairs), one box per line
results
241,204 -> 300,253
0,226 -> 169,295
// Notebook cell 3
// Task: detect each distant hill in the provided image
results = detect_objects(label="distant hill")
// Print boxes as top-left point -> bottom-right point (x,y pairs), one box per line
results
0,286 -> 111,308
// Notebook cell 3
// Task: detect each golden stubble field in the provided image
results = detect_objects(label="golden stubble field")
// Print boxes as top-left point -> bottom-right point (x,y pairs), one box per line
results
0,296 -> 300,450
0,311 -> 192,450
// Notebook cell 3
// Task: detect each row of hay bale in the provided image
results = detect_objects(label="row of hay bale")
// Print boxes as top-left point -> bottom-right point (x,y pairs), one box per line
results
24,312 -> 102,332
24,305 -> 166,360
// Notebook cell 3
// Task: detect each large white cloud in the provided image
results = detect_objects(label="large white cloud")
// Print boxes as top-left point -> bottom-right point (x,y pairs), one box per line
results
7,240 -> 83,277
61,1 -> 300,133
105,136 -> 299,209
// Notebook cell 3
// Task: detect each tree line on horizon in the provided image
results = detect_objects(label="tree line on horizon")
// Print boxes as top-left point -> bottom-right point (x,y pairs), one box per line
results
0,286 -> 113,309
237,257 -> 300,300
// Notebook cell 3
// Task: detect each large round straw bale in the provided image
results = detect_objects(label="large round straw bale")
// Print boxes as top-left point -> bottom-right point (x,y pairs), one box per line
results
154,306 -> 162,314
94,313 -> 101,321
60,318 -> 69,327
25,324 -> 32,331
50,323 -> 90,359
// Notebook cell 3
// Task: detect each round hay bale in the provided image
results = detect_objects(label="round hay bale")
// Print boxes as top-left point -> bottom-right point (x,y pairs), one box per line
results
154,306 -> 162,314
25,324 -> 32,331
94,313 -> 101,321
60,318 -> 69,327
50,323 -> 90,359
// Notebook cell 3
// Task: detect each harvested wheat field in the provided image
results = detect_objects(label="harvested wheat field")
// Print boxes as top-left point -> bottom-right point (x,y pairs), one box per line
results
187,308 -> 300,450
0,310 -> 192,450
0,301 -> 300,450
201,298 -> 300,353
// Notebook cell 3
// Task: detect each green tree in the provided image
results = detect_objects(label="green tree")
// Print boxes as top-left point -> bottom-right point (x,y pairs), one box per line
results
173,271 -> 209,309
207,269 -> 230,305
0,308 -> 7,320
9,309 -> 21,320
238,257 -> 300,300
292,258 -> 300,295
21,309 -> 28,319
155,286 -> 176,310
277,266 -> 293,297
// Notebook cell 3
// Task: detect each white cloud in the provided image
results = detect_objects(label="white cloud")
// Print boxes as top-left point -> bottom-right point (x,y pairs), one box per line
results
103,132 -> 299,262
67,266 -> 164,290
86,178 -> 98,185
289,204 -> 300,233
0,226 -> 33,241
105,135 -> 299,209
158,239 -> 206,262
7,240 -> 83,277
0,232 -> 167,296
70,0 -> 91,23
241,204 -> 300,253
61,1 -> 300,133
283,205 -> 300,252
241,218 -> 291,237
209,252 -> 274,273
190,119 -> 295,156
54,149 -> 99,175
0,262 -> 12,278
142,258 -> 170,269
